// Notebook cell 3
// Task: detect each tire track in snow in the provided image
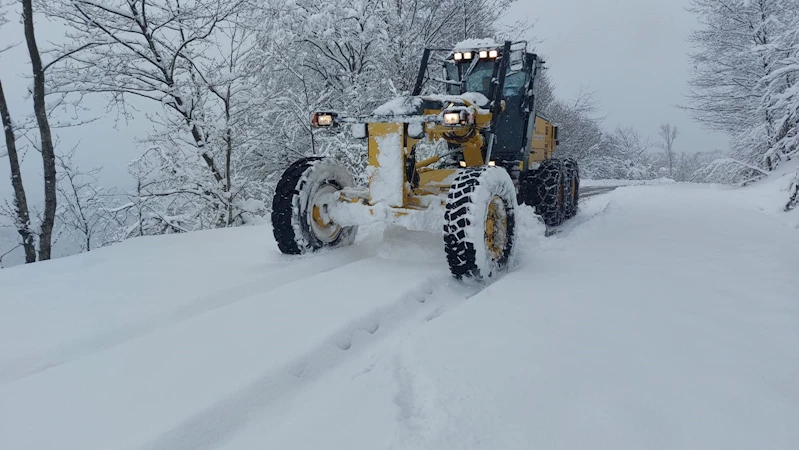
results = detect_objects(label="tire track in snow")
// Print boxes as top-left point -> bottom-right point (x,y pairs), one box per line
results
580,185 -> 618,198
135,277 -> 483,450
386,342 -> 449,450
544,190 -> 616,238
0,245 -> 375,385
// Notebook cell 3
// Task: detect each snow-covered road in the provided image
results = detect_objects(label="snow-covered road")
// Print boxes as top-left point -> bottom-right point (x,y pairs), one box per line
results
1,177 -> 798,450
578,185 -> 618,198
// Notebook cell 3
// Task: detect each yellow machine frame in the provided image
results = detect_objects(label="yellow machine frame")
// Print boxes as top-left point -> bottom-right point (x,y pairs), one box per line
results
317,98 -> 559,232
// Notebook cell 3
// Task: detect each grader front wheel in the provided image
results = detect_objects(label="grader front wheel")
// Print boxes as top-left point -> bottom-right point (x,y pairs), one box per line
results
444,167 -> 517,281
271,157 -> 358,255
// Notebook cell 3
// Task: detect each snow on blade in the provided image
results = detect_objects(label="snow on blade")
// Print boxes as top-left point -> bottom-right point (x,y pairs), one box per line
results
369,131 -> 404,207
424,93 -> 490,109
373,97 -> 423,116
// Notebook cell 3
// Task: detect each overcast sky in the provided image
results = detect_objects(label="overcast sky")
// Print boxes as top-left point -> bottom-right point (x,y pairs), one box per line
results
506,0 -> 728,153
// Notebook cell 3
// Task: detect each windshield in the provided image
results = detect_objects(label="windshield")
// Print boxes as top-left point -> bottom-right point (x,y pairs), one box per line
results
444,60 -> 528,99
443,60 -> 497,97
445,62 -> 460,95
464,62 -> 496,97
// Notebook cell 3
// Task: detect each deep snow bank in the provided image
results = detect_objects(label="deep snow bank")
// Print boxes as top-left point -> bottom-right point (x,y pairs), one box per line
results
732,160 -> 799,229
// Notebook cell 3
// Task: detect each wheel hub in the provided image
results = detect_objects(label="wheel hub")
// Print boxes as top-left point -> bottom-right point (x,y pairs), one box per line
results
308,183 -> 342,243
485,195 -> 508,260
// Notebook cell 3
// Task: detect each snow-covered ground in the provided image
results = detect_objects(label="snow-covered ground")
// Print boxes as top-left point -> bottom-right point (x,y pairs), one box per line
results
581,177 -> 676,187
1,175 -> 797,450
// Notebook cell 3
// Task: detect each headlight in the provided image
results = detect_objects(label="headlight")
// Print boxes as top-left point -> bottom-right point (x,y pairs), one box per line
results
443,112 -> 461,125
479,50 -> 488,59
453,52 -> 463,61
463,51 -> 473,60
442,109 -> 474,126
312,112 -> 337,127
489,49 -> 499,58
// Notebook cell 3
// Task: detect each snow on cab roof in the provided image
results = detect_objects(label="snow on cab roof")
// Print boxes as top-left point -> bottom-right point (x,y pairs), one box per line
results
452,39 -> 501,51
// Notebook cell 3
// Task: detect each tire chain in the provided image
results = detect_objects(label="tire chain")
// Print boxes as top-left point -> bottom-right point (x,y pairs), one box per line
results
525,159 -> 565,227
563,157 -> 580,219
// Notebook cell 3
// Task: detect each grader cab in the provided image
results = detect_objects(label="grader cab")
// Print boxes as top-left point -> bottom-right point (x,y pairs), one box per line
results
271,40 -> 580,281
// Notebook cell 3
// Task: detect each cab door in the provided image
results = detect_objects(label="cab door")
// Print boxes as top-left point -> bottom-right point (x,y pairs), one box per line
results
491,68 -> 531,163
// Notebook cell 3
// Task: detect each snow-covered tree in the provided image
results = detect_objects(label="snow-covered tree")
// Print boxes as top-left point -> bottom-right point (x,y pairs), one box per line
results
606,126 -> 655,180
55,149 -> 119,252
20,0 -> 62,260
0,9 -> 37,264
48,0 -> 271,232
657,123 -> 678,178
685,0 -> 798,171
1,0 -> 88,263
757,12 -> 799,208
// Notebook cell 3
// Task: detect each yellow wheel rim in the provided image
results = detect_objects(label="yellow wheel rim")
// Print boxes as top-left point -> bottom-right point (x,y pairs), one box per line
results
308,184 -> 342,243
485,196 -> 508,260
312,205 -> 327,228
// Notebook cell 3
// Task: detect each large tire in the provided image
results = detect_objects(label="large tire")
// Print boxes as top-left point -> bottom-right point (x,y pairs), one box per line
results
444,166 -> 517,281
522,159 -> 565,227
271,157 -> 358,255
563,158 -> 580,219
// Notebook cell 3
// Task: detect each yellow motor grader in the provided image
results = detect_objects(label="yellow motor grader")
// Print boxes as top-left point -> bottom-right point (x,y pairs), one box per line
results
271,40 -> 580,280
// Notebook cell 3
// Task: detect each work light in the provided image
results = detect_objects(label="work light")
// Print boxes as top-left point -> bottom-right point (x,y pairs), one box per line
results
442,109 -> 474,126
311,112 -> 337,127
443,112 -> 462,125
